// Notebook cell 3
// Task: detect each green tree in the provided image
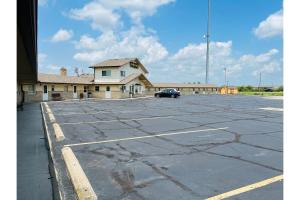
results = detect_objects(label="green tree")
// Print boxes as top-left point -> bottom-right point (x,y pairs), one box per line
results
245,85 -> 253,91
276,86 -> 283,92
237,86 -> 245,92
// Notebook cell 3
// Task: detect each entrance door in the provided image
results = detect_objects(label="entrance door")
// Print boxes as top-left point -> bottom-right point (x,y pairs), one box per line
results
130,85 -> 134,95
83,86 -> 88,98
43,85 -> 48,101
73,85 -> 77,98
105,86 -> 111,99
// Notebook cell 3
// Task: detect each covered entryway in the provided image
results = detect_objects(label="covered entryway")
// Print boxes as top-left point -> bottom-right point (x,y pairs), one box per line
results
105,86 -> 111,99
43,85 -> 48,101
135,83 -> 142,94
129,84 -> 135,97
73,85 -> 77,98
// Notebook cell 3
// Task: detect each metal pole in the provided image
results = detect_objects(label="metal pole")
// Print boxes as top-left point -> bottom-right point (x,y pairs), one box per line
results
205,0 -> 211,84
258,72 -> 261,92
224,68 -> 227,94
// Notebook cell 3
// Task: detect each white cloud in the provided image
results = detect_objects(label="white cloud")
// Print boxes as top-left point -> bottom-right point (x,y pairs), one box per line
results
69,2 -> 121,32
240,49 -> 279,63
51,29 -> 73,42
68,0 -> 175,31
100,0 -> 175,23
150,41 -> 281,83
254,10 -> 283,39
73,26 -> 168,65
75,31 -> 117,50
252,60 -> 281,76
38,53 -> 47,64
73,32 -> 281,84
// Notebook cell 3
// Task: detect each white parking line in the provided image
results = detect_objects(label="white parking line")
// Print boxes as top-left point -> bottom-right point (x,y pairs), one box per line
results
64,127 -> 228,147
259,107 -> 283,112
54,109 -> 144,116
49,96 -> 154,104
60,116 -> 174,125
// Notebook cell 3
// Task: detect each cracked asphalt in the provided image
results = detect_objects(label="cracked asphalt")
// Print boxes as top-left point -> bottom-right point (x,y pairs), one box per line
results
44,95 -> 283,200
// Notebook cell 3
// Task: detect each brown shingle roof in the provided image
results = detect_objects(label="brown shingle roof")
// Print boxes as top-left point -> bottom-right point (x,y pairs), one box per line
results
38,73 -> 94,84
152,83 -> 218,88
90,58 -> 149,73
91,58 -> 134,67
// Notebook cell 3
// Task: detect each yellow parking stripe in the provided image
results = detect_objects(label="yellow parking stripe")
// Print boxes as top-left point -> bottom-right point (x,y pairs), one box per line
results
206,175 -> 283,200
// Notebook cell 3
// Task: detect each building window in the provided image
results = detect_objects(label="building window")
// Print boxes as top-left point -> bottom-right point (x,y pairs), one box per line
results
120,71 -> 126,77
120,85 -> 126,93
28,84 -> 35,94
106,86 -> 110,91
130,61 -> 138,68
84,86 -> 87,93
51,85 -> 55,92
95,85 -> 100,92
102,70 -> 111,76
73,85 -> 77,93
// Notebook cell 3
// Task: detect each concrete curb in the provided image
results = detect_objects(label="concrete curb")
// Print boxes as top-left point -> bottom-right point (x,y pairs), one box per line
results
40,102 -> 63,200
61,147 -> 97,200
53,123 -> 65,141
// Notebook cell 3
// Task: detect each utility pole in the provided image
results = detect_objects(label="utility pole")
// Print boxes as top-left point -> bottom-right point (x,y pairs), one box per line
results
258,72 -> 262,92
205,0 -> 211,84
224,67 -> 227,94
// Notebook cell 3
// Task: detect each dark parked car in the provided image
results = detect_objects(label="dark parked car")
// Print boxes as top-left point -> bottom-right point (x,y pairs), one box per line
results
154,88 -> 180,98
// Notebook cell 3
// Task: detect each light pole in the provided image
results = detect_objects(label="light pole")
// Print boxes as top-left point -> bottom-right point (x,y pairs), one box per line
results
258,72 -> 262,92
205,0 -> 211,84
224,67 -> 227,94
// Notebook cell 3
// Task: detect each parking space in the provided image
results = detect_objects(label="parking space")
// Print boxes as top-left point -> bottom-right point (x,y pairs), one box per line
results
42,95 -> 283,200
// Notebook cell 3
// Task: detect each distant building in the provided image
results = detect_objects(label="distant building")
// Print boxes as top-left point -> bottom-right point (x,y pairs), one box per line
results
22,58 -> 221,102
219,86 -> 238,95
150,83 -> 219,95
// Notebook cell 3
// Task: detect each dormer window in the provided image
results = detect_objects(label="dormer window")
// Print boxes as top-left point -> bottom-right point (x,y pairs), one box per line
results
120,71 -> 126,77
129,61 -> 138,68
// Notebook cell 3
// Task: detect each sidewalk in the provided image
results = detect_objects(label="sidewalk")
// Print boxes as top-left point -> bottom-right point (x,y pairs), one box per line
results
17,103 -> 52,200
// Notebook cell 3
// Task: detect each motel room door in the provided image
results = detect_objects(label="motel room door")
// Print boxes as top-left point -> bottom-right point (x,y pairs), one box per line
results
83,86 -> 88,98
105,86 -> 111,99
73,85 -> 77,98
43,85 -> 48,101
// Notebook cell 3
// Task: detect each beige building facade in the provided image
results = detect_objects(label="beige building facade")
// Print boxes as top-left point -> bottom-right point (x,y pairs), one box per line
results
22,58 -> 222,102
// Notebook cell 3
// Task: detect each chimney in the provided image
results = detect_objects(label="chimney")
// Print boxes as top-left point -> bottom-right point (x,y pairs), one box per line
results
60,67 -> 67,76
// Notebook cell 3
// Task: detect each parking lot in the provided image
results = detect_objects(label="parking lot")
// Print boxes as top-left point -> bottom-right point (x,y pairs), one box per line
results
42,95 -> 283,200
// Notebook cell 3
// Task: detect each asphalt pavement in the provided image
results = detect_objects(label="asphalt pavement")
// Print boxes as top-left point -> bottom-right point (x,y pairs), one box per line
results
43,95 -> 283,200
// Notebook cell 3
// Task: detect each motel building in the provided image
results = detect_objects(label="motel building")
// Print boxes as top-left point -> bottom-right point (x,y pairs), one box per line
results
21,58 -> 221,102
219,86 -> 239,95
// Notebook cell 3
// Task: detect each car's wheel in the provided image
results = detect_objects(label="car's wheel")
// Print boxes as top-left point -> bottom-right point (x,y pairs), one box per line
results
171,94 -> 175,98
155,94 -> 159,98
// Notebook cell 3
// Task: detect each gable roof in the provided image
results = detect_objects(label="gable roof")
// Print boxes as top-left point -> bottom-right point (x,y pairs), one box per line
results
90,58 -> 149,73
38,73 -> 94,84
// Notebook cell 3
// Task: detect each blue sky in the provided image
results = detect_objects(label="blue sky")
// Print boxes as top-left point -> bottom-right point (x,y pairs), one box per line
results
38,0 -> 283,86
